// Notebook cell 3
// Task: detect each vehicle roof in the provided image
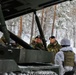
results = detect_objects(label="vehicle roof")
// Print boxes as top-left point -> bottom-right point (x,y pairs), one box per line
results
1,0 -> 69,20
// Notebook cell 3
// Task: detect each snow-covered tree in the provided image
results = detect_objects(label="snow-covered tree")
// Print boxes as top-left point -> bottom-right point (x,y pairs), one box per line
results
6,0 -> 76,47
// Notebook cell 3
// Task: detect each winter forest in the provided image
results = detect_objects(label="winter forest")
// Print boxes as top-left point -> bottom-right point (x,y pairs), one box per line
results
3,0 -> 76,48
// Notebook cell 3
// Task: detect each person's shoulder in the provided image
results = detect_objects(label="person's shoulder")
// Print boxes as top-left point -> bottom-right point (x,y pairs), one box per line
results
47,44 -> 52,47
56,50 -> 63,55
47,43 -> 50,46
56,41 -> 61,47
56,41 -> 60,45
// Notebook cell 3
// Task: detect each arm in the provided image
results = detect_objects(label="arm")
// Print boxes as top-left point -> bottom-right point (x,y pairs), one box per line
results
55,52 -> 65,75
55,51 -> 64,65
74,54 -> 76,66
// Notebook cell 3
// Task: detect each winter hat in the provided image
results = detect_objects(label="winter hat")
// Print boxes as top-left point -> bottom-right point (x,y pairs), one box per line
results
35,35 -> 41,39
61,38 -> 70,46
49,36 -> 55,39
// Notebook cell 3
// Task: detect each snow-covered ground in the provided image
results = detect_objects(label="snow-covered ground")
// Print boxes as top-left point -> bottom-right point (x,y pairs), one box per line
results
1,71 -> 58,75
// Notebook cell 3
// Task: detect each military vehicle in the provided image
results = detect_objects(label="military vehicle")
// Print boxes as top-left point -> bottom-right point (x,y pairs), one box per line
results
0,0 -> 71,75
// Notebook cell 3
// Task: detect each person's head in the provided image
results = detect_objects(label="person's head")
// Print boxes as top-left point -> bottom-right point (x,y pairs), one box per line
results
49,36 -> 56,44
35,35 -> 42,43
61,38 -> 70,47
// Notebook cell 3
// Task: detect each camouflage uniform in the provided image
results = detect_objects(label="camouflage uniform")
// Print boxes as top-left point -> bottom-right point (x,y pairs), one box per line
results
31,41 -> 44,50
47,41 -> 61,55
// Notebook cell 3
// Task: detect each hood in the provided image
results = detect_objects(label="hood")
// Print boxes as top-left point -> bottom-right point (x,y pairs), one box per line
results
61,38 -> 70,46
60,46 -> 73,52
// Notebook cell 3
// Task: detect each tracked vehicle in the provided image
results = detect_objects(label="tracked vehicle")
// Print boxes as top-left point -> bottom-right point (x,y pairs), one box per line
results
0,0 -> 71,75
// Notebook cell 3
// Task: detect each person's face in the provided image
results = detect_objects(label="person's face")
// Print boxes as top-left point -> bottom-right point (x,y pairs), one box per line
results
50,38 -> 56,44
35,38 -> 42,43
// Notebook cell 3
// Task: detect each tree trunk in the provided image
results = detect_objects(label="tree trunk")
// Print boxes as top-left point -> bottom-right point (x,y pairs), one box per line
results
41,9 -> 44,29
51,5 -> 56,36
75,26 -> 76,47
43,9 -> 47,34
73,25 -> 75,47
18,16 -> 22,37
56,28 -> 58,38
30,13 -> 34,43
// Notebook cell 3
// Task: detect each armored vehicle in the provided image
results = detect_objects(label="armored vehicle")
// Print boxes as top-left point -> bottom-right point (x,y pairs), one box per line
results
0,0 -> 71,74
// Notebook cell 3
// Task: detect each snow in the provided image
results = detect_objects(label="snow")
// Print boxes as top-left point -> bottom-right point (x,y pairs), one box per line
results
21,34 -> 30,44
5,0 -> 76,48
2,71 -> 58,75
0,1 -> 76,74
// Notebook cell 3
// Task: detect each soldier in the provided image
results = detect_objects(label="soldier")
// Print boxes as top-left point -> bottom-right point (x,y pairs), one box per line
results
55,38 -> 76,75
47,36 -> 61,55
30,35 -> 44,50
